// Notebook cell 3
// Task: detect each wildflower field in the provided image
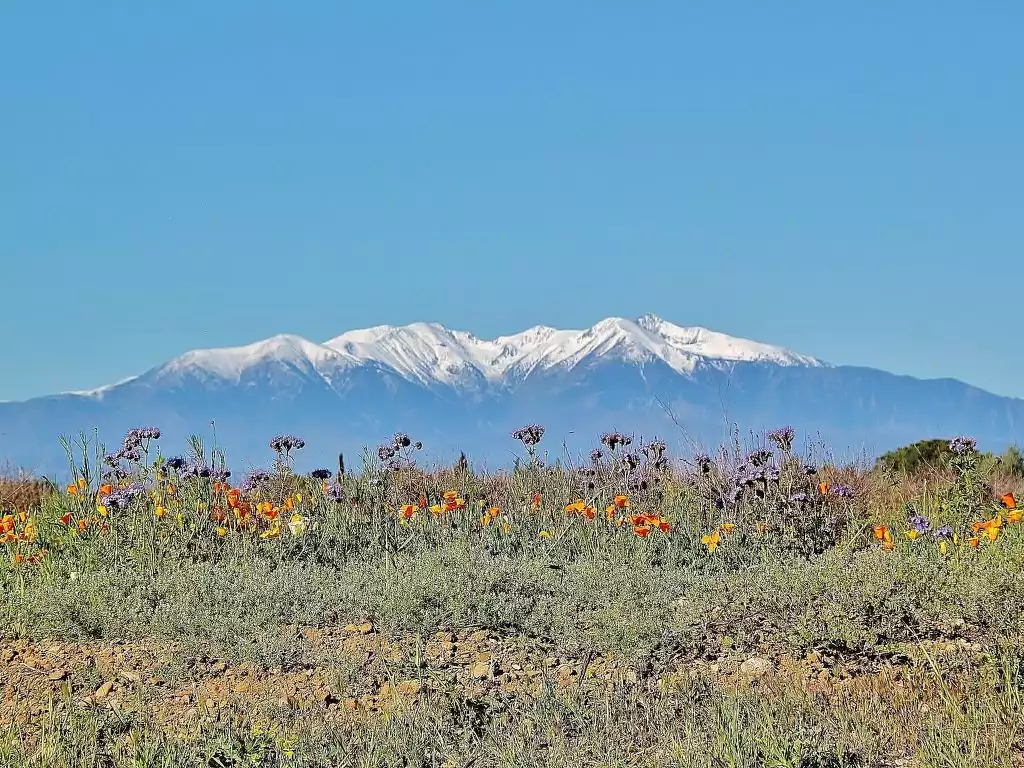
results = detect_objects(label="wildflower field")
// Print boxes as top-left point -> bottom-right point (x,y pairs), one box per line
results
1,425 -> 1023,768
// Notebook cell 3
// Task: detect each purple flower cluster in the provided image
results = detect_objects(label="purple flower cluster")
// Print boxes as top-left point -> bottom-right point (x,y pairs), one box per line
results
746,449 -> 773,467
908,513 -> 932,534
948,436 -> 977,455
693,453 -> 713,473
163,457 -> 187,471
310,468 -> 333,480
182,463 -> 212,479
325,483 -> 346,503
103,482 -> 146,511
589,448 -> 604,463
125,427 -> 161,445
269,435 -> 305,454
802,464 -> 818,476
767,426 -> 795,451
600,432 -> 632,451
242,470 -> 270,492
932,524 -> 954,540
829,483 -> 856,499
512,425 -> 546,447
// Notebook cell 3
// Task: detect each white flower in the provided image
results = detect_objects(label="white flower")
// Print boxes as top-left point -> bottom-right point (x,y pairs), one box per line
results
287,514 -> 307,537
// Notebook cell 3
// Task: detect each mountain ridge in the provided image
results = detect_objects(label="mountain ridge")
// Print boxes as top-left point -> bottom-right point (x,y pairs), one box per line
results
1,315 -> 1020,477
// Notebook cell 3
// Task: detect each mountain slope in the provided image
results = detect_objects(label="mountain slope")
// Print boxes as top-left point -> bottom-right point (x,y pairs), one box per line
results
0,315 -> 1020,476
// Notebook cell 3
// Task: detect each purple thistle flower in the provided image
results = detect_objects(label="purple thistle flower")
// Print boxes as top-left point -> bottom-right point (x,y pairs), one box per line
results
948,436 -> 977,455
802,464 -> 817,476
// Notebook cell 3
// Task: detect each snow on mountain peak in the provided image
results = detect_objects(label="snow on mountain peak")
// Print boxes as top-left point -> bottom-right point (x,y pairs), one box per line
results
153,333 -> 356,384
323,315 -> 822,383
101,315 -> 821,394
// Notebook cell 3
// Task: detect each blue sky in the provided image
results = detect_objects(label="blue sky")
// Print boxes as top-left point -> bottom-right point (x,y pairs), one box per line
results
2,2 -> 1022,402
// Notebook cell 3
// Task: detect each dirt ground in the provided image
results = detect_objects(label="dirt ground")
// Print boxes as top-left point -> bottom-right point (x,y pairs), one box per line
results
1,622 -> 991,736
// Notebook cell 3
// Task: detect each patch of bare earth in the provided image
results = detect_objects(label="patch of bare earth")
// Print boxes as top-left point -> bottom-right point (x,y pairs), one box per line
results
0,623 -> 995,738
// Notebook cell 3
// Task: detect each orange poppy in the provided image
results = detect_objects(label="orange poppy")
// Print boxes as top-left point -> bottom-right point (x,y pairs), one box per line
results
818,482 -> 829,495
1008,509 -> 1022,524
582,505 -> 597,521
532,493 -> 541,509
968,537 -> 981,548
1001,493 -> 1017,510
634,525 -> 651,537
614,495 -> 629,508
227,488 -> 242,508
98,484 -> 113,497
872,525 -> 888,541
399,504 -> 417,519
59,512 -> 73,526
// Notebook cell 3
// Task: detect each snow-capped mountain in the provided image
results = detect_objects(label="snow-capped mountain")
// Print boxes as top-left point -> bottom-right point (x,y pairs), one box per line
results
117,314 -> 822,393
1,315 -> 1021,476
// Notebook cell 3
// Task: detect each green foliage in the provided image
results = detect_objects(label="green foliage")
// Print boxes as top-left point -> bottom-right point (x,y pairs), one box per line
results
875,438 -> 953,473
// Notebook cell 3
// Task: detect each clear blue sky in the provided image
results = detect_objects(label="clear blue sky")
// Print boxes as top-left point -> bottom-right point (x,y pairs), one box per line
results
2,2 -> 1021,402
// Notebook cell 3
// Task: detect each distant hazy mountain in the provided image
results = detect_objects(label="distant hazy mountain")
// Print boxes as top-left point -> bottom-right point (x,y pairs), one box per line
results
1,315 -> 1021,476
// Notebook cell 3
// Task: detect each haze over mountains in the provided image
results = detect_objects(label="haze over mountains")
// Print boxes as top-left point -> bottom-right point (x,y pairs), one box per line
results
2,314 -> 1021,476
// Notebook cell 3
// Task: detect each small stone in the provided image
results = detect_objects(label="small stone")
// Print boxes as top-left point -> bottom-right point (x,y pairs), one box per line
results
232,680 -> 251,694
343,697 -> 358,710
209,662 -> 227,674
396,679 -> 422,696
739,657 -> 773,677
358,622 -> 374,635
343,623 -> 358,633
120,669 -> 142,684
470,662 -> 491,680
476,651 -> 492,663
47,670 -> 68,681
94,681 -> 115,700
1,648 -> 15,664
